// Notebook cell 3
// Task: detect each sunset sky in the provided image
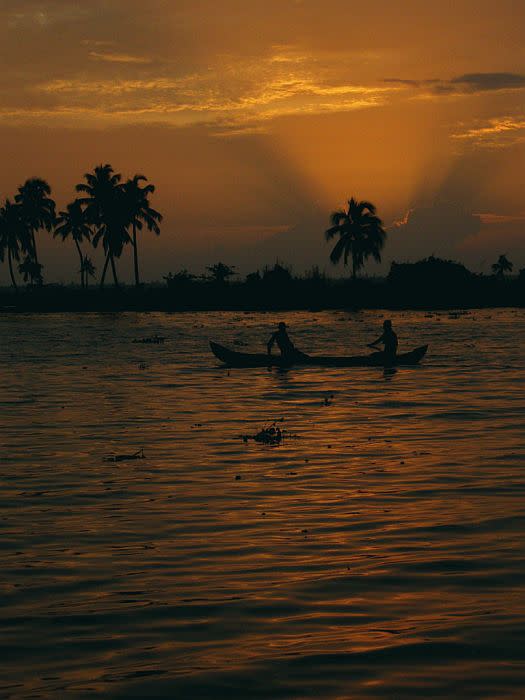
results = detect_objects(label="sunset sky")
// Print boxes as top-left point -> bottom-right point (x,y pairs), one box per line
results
1,0 -> 524,283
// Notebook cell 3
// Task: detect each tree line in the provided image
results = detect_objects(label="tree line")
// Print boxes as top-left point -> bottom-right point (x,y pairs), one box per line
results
0,164 -> 162,290
0,182 -> 519,293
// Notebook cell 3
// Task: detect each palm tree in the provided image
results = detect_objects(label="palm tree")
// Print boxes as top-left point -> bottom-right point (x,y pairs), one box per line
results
123,175 -> 162,287
325,198 -> 386,279
491,254 -> 513,278
15,178 -> 56,283
18,255 -> 43,286
76,164 -> 130,288
80,256 -> 96,287
54,200 -> 92,287
0,199 -> 31,291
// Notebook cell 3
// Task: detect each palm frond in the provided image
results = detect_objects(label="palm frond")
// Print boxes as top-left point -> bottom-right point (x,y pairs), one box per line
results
325,225 -> 341,241
329,237 -> 347,264
359,200 -> 376,215
329,210 -> 346,227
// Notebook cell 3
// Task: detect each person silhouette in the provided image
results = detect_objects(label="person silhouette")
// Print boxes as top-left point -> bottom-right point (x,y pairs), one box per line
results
267,322 -> 308,362
367,319 -> 398,363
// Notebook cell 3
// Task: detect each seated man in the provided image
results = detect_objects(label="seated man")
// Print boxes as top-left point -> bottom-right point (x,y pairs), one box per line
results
267,322 -> 308,362
367,319 -> 398,363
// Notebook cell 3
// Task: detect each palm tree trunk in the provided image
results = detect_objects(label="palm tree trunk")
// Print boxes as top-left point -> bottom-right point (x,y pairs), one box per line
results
132,222 -> 140,287
100,252 -> 110,289
31,229 -> 39,265
110,253 -> 120,288
352,256 -> 357,280
31,229 -> 43,285
8,248 -> 18,291
74,240 -> 84,288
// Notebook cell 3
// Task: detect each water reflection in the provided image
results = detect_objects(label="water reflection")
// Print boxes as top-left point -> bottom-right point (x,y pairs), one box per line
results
0,309 -> 524,698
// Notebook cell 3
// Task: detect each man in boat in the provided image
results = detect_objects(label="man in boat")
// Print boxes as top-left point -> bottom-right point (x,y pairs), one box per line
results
267,322 -> 308,362
367,319 -> 398,363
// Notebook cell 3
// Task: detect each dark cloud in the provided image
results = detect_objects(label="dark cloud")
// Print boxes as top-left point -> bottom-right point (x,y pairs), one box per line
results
383,78 -> 440,87
452,72 -> 525,91
384,72 -> 525,95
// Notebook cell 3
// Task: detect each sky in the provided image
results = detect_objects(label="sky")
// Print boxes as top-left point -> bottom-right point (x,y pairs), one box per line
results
0,0 -> 524,283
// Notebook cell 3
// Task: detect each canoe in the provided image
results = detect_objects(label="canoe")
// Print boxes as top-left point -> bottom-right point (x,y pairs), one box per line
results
210,341 -> 428,368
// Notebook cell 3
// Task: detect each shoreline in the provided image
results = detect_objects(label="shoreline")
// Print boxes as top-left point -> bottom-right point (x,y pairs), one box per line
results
1,277 -> 523,313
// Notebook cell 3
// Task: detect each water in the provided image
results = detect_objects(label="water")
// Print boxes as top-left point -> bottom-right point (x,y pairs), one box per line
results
1,309 -> 524,699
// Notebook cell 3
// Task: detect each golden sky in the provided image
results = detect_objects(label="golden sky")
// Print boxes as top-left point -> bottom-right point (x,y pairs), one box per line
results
0,0 -> 524,282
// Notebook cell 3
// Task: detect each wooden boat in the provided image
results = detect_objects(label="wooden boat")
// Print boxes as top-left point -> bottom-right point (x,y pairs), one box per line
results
210,341 -> 428,368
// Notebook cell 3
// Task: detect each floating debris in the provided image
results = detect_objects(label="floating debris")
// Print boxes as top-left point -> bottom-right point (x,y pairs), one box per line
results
240,422 -> 299,446
133,335 -> 166,345
104,448 -> 145,463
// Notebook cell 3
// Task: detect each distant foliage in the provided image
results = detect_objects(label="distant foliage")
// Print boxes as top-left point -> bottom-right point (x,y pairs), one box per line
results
18,255 -> 43,286
491,254 -> 513,278
164,269 -> 196,289
262,262 -> 293,286
245,270 -> 262,285
388,256 -> 472,286
205,262 -> 237,284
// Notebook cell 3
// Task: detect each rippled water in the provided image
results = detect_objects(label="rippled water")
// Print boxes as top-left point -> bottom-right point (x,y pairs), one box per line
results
1,309 -> 525,699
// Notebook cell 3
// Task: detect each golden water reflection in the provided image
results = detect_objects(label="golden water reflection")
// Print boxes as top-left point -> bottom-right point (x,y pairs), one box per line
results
1,309 -> 524,698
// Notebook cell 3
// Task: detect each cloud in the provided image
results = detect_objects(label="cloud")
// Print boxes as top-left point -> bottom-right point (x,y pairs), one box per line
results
384,72 -> 525,96
4,4 -> 93,28
24,52 -> 396,130
477,213 -> 525,225
88,51 -> 153,64
451,72 -> 525,91
452,116 -> 525,147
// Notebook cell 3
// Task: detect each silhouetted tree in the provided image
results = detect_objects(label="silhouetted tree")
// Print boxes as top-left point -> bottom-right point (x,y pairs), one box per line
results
206,262 -> 236,284
80,256 -> 96,287
245,270 -> 261,285
123,175 -> 162,287
15,178 -> 56,284
491,254 -> 513,278
325,198 -> 386,278
54,200 -> 92,287
76,165 -> 130,288
164,269 -> 195,287
262,262 -> 293,286
0,199 -> 31,291
389,256 -> 471,286
304,265 -> 326,282
18,255 -> 43,286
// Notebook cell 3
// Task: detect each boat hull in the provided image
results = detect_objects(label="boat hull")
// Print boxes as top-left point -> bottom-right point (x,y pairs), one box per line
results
210,341 -> 428,368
